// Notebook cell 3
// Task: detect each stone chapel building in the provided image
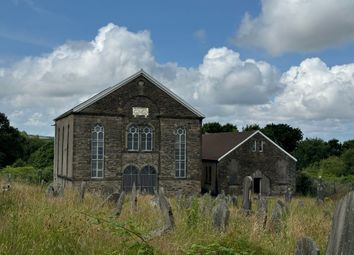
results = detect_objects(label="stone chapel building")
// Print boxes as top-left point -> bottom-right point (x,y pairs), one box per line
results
53,70 -> 204,195
54,70 -> 296,195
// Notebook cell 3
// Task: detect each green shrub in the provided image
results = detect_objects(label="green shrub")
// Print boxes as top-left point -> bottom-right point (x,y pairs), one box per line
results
1,166 -> 41,183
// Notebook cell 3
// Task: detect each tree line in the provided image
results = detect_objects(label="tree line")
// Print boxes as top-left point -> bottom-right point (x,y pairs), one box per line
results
0,112 -> 53,182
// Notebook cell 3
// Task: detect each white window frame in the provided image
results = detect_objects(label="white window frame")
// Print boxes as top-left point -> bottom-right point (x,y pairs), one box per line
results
259,141 -> 264,152
128,125 -> 139,151
251,140 -> 257,152
91,124 -> 104,178
141,126 -> 153,151
175,128 -> 186,178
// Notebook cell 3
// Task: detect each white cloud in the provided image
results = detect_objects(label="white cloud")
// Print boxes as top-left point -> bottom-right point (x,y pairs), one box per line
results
1,23 -> 354,140
234,0 -> 354,55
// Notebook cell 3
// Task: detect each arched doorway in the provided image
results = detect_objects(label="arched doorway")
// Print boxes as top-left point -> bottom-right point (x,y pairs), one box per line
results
122,165 -> 139,192
140,165 -> 157,194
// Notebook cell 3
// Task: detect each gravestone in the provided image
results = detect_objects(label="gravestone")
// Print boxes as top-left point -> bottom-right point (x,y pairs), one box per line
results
112,191 -> 125,217
270,200 -> 285,232
285,186 -> 292,203
326,191 -> 354,255
242,176 -> 253,211
131,182 -> 137,212
256,196 -> 268,228
212,200 -> 230,231
47,182 -> 63,197
79,181 -> 86,202
316,180 -> 324,204
295,237 -> 320,255
149,188 -> 175,238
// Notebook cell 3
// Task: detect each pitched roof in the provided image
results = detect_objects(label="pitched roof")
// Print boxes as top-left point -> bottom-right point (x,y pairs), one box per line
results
202,130 -> 297,162
54,69 -> 205,120
202,131 -> 256,161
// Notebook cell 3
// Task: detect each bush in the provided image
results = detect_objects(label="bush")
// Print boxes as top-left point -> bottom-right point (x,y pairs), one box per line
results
0,165 -> 52,183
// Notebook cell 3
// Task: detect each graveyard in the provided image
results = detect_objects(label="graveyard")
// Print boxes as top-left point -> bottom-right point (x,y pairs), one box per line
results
2,180 -> 352,255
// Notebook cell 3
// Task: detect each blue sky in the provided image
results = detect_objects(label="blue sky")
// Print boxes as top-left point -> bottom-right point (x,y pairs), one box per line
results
1,0 -> 354,141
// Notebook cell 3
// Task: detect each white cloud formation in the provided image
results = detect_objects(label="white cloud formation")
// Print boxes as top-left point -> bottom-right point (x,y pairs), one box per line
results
1,23 -> 354,140
234,0 -> 354,55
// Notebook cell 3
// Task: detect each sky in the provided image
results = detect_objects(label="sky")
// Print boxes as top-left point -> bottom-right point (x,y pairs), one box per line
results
1,0 -> 354,141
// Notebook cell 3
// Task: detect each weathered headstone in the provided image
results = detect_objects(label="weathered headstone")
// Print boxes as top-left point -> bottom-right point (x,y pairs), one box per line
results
317,180 -> 324,204
256,196 -> 268,228
79,181 -> 86,202
242,176 -> 253,211
295,237 -> 320,255
285,186 -> 292,203
269,200 -> 285,232
47,182 -> 63,197
131,182 -> 137,212
212,200 -> 230,231
149,188 -> 175,238
326,191 -> 354,255
112,191 -> 125,217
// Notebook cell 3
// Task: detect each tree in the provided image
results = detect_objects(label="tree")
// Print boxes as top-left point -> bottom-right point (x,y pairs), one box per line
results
0,112 -> 25,168
202,122 -> 237,133
341,148 -> 354,175
294,138 -> 330,170
261,123 -> 303,153
242,124 -> 261,131
28,141 -> 54,169
221,123 -> 238,132
327,139 -> 342,157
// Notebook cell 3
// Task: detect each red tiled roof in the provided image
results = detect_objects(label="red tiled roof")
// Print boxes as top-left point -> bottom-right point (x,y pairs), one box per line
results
202,131 -> 256,161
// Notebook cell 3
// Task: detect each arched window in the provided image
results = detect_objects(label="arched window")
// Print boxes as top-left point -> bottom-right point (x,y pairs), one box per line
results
128,125 -> 139,151
140,165 -> 157,193
175,128 -> 186,178
141,126 -> 152,151
91,124 -> 104,178
122,165 -> 139,192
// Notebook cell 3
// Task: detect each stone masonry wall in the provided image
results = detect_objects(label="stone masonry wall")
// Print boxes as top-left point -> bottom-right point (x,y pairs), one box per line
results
217,132 -> 296,195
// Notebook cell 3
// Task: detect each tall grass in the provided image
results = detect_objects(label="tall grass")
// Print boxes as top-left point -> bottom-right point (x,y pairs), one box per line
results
0,182 -> 335,255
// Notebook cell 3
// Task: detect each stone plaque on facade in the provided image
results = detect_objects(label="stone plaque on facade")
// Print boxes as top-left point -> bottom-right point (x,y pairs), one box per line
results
132,107 -> 149,118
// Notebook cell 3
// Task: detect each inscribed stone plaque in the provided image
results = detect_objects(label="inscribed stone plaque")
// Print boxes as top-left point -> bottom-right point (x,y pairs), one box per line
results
132,107 -> 149,118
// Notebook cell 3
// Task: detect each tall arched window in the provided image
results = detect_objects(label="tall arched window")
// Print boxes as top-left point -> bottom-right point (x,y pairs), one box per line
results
91,124 -> 104,178
140,165 -> 157,193
141,126 -> 152,151
175,128 -> 186,178
122,165 -> 139,192
128,125 -> 139,151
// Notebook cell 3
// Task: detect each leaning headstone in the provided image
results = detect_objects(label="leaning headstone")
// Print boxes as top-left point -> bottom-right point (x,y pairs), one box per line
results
295,237 -> 320,255
47,182 -> 56,196
326,191 -> 354,255
47,182 -> 63,197
256,196 -> 268,228
57,183 -> 64,197
285,186 -> 293,203
149,188 -> 175,238
131,182 -> 138,213
112,191 -> 126,217
269,200 -> 285,232
79,181 -> 86,202
316,180 -> 325,204
242,176 -> 253,212
6,173 -> 12,183
212,200 -> 230,231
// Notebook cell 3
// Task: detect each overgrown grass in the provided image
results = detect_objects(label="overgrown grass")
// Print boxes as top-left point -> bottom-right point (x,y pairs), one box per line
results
0,182 -> 336,255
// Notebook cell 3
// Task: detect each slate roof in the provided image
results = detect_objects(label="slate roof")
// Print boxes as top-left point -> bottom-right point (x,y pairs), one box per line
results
202,130 -> 297,162
54,69 -> 205,121
202,131 -> 256,161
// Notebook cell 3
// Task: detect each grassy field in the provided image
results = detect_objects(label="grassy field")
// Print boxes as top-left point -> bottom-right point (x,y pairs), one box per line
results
0,182 -> 336,255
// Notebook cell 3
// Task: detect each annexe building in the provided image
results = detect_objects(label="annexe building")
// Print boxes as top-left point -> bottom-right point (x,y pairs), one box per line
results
54,70 -> 204,195
201,131 -> 297,195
